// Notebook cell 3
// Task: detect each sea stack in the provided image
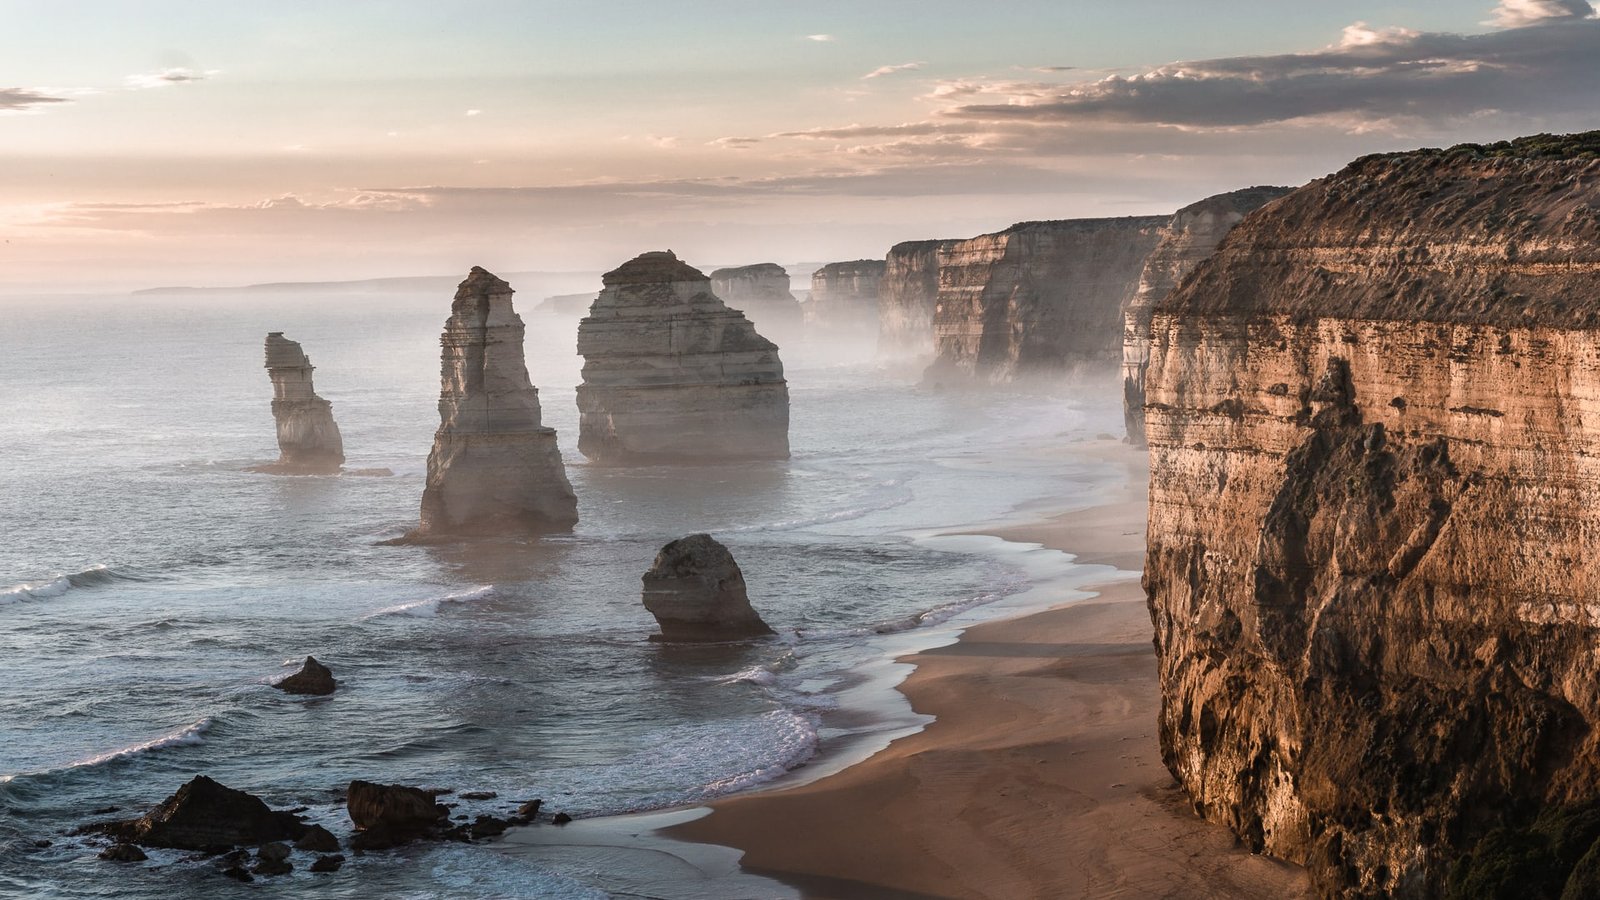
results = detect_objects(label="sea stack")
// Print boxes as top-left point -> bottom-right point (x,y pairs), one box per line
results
806,260 -> 886,337
575,251 -> 790,464
641,534 -> 773,641
408,267 -> 577,538
877,239 -> 958,362
926,216 -> 1166,384
709,264 -> 803,341
1120,186 -> 1292,445
260,333 -> 344,474
1144,133 -> 1600,896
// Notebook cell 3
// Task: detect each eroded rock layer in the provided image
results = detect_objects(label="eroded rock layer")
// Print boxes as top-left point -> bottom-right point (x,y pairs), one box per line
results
261,333 -> 344,473
1121,187 -> 1292,445
878,239 -> 959,361
928,216 -> 1166,383
710,263 -> 803,341
576,251 -> 789,464
806,259 -> 886,337
1144,133 -> 1600,898
410,267 -> 577,537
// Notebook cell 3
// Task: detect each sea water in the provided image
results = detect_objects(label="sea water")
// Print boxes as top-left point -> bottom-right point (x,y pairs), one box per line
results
0,289 -> 1128,898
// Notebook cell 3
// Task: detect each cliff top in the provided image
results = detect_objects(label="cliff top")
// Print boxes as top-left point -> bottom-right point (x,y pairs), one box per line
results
813,259 -> 887,277
603,251 -> 710,287
998,215 -> 1169,236
1158,131 -> 1600,329
709,263 -> 787,279
454,266 -> 513,299
1170,186 -> 1295,222
264,332 -> 311,369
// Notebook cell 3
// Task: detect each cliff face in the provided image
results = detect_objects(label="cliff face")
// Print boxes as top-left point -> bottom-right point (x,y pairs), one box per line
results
709,263 -> 803,342
260,333 -> 344,474
411,267 -> 577,537
576,251 -> 789,464
1144,134 -> 1600,898
877,239 -> 958,361
928,216 -> 1166,383
1121,187 -> 1292,445
806,260 -> 886,336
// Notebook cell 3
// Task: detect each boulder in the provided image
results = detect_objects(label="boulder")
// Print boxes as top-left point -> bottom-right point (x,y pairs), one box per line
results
642,534 -> 773,641
273,656 -> 336,696
346,780 -> 449,850
99,843 -> 146,862
294,823 -> 340,853
90,775 -> 306,852
257,841 -> 290,863
310,854 -> 346,873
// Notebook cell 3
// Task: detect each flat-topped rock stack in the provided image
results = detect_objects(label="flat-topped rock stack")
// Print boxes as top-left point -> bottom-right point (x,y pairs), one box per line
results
407,267 -> 577,538
806,259 -> 886,337
878,239 -> 958,362
576,251 -> 790,464
258,333 -> 344,474
1121,186 -> 1292,444
709,263 -> 803,341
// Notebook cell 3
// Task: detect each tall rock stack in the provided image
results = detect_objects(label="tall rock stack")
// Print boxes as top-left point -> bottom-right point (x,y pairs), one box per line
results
1121,187 -> 1292,445
877,239 -> 958,362
260,333 -> 344,474
806,260 -> 886,337
576,251 -> 789,464
408,267 -> 577,538
926,216 -> 1166,384
709,264 -> 803,341
1144,133 -> 1600,897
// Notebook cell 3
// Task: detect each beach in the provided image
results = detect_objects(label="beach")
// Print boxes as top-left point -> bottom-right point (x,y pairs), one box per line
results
669,476 -> 1313,899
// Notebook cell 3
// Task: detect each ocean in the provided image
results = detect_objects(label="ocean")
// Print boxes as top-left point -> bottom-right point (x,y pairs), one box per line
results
0,287 -> 1129,898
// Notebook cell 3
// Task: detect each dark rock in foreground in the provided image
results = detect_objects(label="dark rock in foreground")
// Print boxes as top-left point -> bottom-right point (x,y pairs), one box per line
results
99,842 -> 146,862
642,534 -> 773,641
294,824 -> 340,853
310,853 -> 346,873
273,656 -> 336,696
86,775 -> 306,852
346,780 -> 450,850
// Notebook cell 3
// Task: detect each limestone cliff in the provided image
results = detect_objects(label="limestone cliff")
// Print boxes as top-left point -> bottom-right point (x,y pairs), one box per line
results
878,239 -> 958,361
806,260 -> 886,337
259,333 -> 344,474
1144,132 -> 1600,898
409,267 -> 577,538
928,216 -> 1166,383
1121,187 -> 1292,445
710,263 -> 803,341
576,251 -> 789,464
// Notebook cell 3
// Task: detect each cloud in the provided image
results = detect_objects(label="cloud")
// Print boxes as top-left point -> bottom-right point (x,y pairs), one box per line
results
932,13 -> 1600,130
1489,0 -> 1594,27
0,88 -> 69,111
709,136 -> 762,149
465,108 -> 482,116
863,62 -> 925,80
806,34 -> 835,42
124,67 -> 212,89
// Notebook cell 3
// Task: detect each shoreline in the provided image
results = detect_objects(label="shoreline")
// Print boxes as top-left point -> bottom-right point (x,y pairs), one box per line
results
663,464 -> 1312,899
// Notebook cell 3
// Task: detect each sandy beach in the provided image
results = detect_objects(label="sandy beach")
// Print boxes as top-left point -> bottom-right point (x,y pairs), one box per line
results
670,474 -> 1312,899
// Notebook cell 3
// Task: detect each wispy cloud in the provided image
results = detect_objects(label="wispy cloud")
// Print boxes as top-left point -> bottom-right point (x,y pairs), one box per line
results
709,136 -> 762,149
123,67 -> 213,90
0,87 -> 69,111
465,108 -> 482,116
1488,0 -> 1595,27
863,62 -> 924,80
806,34 -> 835,42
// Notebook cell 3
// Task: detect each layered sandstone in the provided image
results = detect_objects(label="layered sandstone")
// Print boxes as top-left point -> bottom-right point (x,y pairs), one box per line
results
641,533 -> 773,641
1121,187 -> 1292,444
806,260 -> 886,337
709,263 -> 803,341
1144,133 -> 1600,898
259,333 -> 344,473
408,267 -> 577,538
576,251 -> 789,464
928,216 -> 1166,383
877,239 -> 958,361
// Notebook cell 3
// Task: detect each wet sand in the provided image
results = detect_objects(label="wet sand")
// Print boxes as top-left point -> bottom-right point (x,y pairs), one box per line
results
670,488 -> 1312,899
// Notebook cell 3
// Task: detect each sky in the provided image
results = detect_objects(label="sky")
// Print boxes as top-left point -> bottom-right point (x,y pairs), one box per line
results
2,0 -> 1599,292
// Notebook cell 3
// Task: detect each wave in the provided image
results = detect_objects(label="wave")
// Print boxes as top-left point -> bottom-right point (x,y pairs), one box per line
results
0,565 -> 142,605
362,585 -> 496,620
70,717 -> 213,770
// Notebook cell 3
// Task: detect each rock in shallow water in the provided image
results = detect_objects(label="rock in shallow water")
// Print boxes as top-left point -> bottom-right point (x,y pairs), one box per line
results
99,842 -> 146,862
84,775 -> 306,852
273,655 -> 336,696
346,780 -> 450,850
642,534 -> 773,641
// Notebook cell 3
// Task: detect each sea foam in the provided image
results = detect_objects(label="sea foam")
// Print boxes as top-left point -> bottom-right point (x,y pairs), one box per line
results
363,585 -> 496,619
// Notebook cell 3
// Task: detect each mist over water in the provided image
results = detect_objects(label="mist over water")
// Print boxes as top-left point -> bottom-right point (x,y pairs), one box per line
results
0,289 -> 1124,897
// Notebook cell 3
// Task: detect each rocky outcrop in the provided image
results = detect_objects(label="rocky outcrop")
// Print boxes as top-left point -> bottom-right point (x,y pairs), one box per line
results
258,333 -> 344,474
407,267 -> 578,538
710,263 -> 803,341
927,217 -> 1166,383
576,251 -> 789,464
806,260 -> 886,337
1144,132 -> 1600,898
1121,187 -> 1292,445
346,780 -> 450,850
88,776 -> 307,852
273,656 -> 335,696
642,534 -> 772,641
878,239 -> 959,361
